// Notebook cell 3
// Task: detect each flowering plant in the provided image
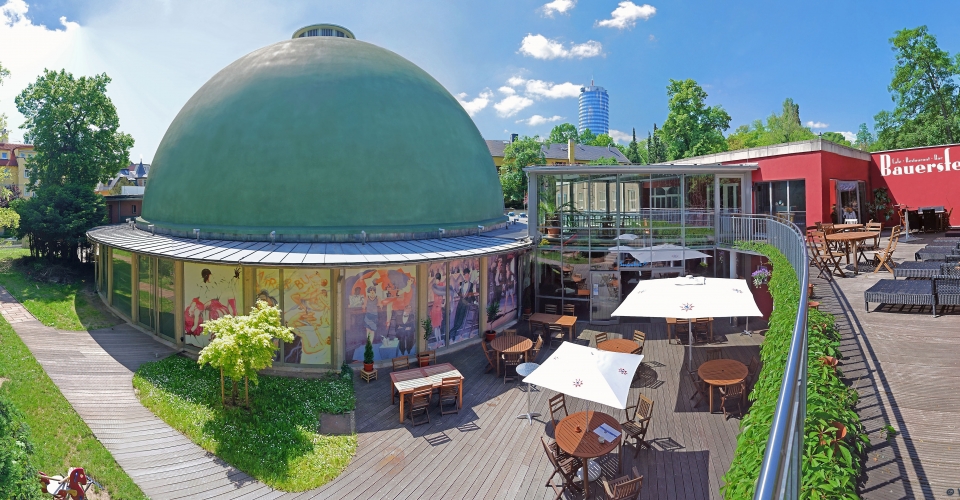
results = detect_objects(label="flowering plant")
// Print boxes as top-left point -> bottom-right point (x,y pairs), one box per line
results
751,266 -> 771,287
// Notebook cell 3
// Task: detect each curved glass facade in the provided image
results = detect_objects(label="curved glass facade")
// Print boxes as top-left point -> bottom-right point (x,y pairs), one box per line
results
578,85 -> 609,136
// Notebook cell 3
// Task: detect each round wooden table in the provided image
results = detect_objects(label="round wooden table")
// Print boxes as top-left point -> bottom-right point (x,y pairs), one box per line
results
597,338 -> 640,354
698,359 -> 748,414
555,410 -> 622,498
825,231 -> 876,274
490,336 -> 532,375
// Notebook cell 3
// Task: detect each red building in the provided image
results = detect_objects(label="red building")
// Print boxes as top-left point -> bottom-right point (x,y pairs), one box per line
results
677,139 -> 958,229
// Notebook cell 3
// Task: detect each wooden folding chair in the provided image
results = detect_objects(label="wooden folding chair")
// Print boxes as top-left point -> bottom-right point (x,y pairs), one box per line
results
406,385 -> 433,426
502,352 -> 522,383
621,394 -> 654,457
541,437 -> 583,500
595,331 -> 609,345
873,225 -> 900,274
481,341 -> 497,373
562,303 -> 575,316
601,467 -> 644,500
809,231 -> 846,279
544,304 -> 558,314
632,330 -> 645,354
528,335 -> 543,362
438,377 -> 461,415
548,393 -> 568,425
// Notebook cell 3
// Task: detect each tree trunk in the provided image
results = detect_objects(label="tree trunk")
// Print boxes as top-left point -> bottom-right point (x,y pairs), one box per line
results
244,377 -> 249,409
231,379 -> 238,406
220,369 -> 225,405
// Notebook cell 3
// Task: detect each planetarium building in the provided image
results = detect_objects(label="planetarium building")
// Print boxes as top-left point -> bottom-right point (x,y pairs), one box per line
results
87,27 -> 532,371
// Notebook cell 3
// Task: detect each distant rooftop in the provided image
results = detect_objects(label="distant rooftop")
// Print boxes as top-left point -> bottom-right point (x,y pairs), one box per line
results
485,139 -> 629,164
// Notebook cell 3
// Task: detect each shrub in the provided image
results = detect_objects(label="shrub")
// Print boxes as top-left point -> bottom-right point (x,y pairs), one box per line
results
0,393 -> 42,499
722,241 -> 866,499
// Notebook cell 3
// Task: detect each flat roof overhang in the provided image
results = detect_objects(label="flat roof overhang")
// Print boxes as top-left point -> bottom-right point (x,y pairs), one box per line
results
524,162 -> 759,175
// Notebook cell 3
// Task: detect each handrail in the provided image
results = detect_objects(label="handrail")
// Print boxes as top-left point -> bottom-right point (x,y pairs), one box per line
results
718,214 -> 809,500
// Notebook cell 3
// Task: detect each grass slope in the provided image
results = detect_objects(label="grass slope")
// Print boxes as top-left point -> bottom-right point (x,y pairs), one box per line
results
0,318 -> 146,499
133,356 -> 357,492
0,249 -> 121,331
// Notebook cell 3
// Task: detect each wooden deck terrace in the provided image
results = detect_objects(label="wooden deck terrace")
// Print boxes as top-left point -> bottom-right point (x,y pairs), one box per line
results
310,318 -> 765,500
817,230 -> 960,499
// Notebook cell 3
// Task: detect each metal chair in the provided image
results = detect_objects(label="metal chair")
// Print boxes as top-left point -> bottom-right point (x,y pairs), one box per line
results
600,467 -> 644,500
621,394 -> 654,457
437,377 -> 460,415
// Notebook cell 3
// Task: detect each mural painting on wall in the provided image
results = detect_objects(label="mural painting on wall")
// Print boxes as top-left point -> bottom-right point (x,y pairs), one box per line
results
488,253 -> 519,331
345,266 -> 417,364
254,269 -> 281,361
183,262 -> 241,348
427,262 -> 447,350
448,258 -> 480,344
283,269 -> 333,365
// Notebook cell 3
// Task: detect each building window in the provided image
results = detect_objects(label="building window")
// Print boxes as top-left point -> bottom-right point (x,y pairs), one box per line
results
307,29 -> 318,36
651,186 -> 680,208
132,205 -> 137,214
0,153 -> 7,159
321,28 -> 333,36
627,189 -> 638,211
336,30 -> 345,37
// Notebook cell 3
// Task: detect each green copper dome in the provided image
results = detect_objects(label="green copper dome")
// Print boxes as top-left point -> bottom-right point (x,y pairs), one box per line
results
141,36 -> 505,241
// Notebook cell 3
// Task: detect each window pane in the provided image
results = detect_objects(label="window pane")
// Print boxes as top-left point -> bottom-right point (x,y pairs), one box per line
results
158,259 -> 175,340
111,249 -> 132,317
789,180 -> 807,227
448,259 -> 480,345
137,255 -> 154,329
183,263 -> 241,349
344,266 -> 417,364
283,269 -> 334,365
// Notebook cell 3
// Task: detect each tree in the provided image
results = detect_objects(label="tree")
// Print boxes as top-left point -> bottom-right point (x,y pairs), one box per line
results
588,156 -> 619,165
626,128 -> 645,164
15,70 -> 133,190
854,123 -> 876,151
874,26 -> 960,149
0,61 -> 8,142
579,128 -> 597,145
12,185 -> 105,260
198,300 -> 294,408
588,133 -> 614,147
548,123 -> 579,144
725,120 -> 765,150
724,98 -> 817,150
660,79 -> 731,160
646,125 -> 667,163
820,131 -> 852,147
499,136 -> 544,208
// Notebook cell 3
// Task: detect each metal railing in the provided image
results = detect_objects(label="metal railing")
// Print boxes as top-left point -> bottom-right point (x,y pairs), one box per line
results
718,214 -> 810,500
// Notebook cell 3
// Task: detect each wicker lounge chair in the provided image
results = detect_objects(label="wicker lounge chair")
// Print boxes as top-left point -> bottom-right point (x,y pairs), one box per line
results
865,279 -> 935,316
934,276 -> 960,311
916,245 -> 959,261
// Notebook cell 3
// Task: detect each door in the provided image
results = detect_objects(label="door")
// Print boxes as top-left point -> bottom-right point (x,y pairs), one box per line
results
719,177 -> 741,214
589,271 -> 620,324
835,180 -> 864,223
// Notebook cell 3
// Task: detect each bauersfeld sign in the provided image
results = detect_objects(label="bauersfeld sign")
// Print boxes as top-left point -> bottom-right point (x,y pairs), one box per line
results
877,147 -> 960,176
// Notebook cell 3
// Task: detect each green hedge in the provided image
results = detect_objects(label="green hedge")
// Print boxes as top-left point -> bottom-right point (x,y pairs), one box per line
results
0,393 -> 43,499
722,242 -> 866,499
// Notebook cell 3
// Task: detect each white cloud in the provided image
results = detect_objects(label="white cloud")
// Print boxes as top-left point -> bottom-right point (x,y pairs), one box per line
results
523,79 -> 581,99
517,114 -> 563,126
456,90 -> 494,116
839,131 -> 856,142
498,86 -> 515,95
609,129 -> 633,144
540,0 -> 576,17
494,95 -> 534,117
806,121 -> 829,129
648,34 -> 657,42
507,76 -> 527,87
519,34 -> 602,60
597,1 -> 656,30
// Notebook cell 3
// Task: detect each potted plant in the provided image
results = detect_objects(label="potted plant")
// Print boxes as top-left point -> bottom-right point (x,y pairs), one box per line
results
421,317 -> 432,341
751,266 -> 771,288
484,301 -> 500,342
363,337 -> 375,372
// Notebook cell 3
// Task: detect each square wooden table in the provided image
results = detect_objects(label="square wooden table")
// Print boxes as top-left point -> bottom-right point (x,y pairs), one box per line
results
528,313 -> 578,340
390,363 -> 463,423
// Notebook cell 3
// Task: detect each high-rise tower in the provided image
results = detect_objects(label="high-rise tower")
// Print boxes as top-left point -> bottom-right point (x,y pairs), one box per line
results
578,82 -> 609,135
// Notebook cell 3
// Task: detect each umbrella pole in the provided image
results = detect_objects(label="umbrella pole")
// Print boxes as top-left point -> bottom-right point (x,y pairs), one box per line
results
740,317 -> 752,336
688,320 -> 693,372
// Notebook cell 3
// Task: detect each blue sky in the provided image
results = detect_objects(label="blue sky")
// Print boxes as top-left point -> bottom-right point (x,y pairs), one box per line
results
3,0 -> 960,160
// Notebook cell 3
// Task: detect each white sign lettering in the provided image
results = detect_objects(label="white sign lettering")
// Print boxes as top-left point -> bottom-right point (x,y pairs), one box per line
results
878,147 -> 960,176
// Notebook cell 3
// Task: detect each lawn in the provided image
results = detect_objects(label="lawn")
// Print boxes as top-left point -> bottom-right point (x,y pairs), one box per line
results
0,318 -> 146,499
0,248 -> 121,331
133,355 -> 357,492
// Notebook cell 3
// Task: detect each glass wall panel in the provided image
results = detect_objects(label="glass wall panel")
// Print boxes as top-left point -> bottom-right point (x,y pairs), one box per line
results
448,259 -> 480,345
756,182 -> 771,216
684,174 -> 714,227
792,180 -> 807,228
157,258 -> 175,340
426,262 -> 448,349
283,269 -> 333,365
183,263 -> 241,349
719,177 -> 742,214
538,175 -> 558,235
137,255 -> 154,329
344,266 -> 417,364
255,269 -> 281,360
111,249 -> 132,317
488,253 -> 519,331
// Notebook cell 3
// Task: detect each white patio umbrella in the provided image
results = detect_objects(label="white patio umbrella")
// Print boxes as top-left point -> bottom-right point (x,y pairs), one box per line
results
616,233 -> 640,241
611,275 -> 762,370
522,341 -> 644,410
607,244 -> 712,264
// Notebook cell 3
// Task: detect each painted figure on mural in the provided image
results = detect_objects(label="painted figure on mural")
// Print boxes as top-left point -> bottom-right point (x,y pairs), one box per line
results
391,303 -> 417,356
429,269 -> 446,348
283,270 -> 332,365
451,267 -> 479,343
183,265 -> 240,347
345,267 -> 418,364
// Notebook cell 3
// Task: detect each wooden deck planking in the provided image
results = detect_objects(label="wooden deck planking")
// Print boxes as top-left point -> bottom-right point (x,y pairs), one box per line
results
815,231 -> 959,500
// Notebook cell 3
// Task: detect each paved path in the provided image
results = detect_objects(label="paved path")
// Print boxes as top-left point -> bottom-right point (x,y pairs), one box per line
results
0,287 -> 277,499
